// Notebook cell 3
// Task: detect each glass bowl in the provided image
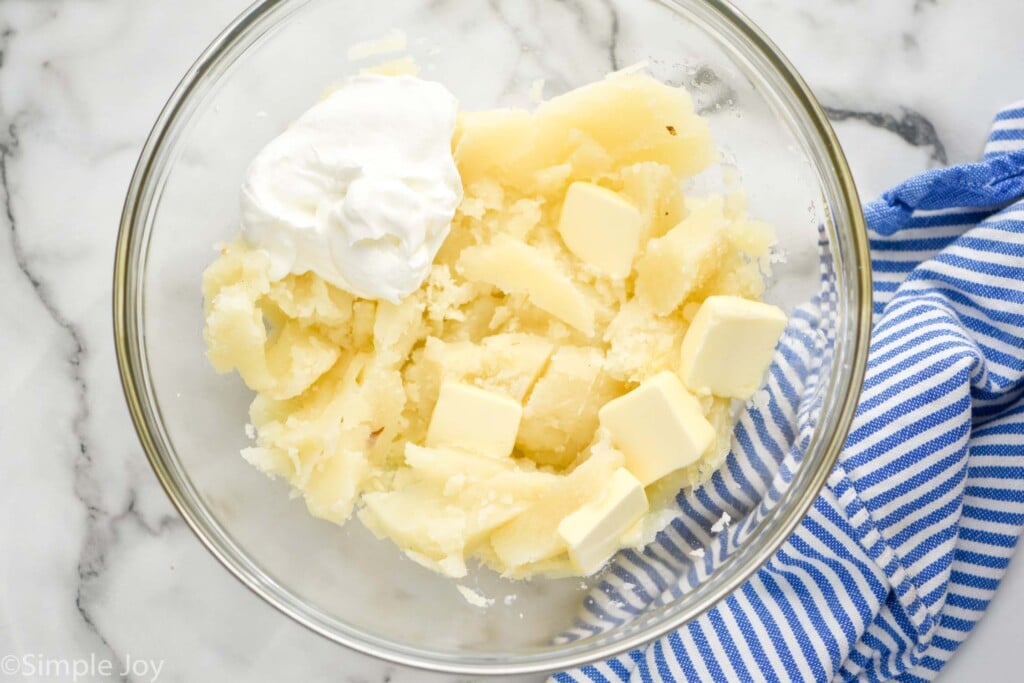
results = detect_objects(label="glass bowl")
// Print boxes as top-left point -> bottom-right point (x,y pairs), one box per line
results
114,0 -> 870,675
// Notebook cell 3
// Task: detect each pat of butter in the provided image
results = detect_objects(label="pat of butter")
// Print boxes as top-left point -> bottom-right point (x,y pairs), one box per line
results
598,371 -> 714,485
557,182 -> 642,278
679,295 -> 787,400
426,381 -> 523,458
557,468 -> 648,575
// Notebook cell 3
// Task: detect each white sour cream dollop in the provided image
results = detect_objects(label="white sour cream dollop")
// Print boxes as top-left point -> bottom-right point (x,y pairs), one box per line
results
241,75 -> 462,303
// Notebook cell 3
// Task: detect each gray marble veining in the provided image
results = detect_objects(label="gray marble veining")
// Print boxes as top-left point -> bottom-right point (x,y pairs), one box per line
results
823,105 -> 947,164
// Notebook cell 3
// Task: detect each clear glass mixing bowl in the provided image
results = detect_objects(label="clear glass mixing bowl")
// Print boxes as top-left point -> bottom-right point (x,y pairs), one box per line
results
114,0 -> 870,675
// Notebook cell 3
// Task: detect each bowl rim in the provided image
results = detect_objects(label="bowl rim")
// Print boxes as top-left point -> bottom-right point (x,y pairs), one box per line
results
113,0 -> 872,675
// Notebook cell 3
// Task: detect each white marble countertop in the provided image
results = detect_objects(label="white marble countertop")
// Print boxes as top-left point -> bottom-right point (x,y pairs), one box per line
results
1,1 -> 1022,681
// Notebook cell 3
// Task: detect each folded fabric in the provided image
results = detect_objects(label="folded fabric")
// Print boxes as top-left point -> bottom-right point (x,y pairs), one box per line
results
553,103 -> 1024,683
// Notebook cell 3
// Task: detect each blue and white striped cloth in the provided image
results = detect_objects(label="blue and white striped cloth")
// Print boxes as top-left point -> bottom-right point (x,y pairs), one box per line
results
554,103 -> 1024,682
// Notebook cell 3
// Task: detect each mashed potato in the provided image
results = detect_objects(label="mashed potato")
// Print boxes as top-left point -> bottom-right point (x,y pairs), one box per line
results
202,70 -> 776,578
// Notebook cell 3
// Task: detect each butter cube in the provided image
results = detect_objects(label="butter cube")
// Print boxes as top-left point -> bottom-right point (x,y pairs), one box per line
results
598,371 -> 714,485
557,468 -> 648,575
557,182 -> 642,278
679,295 -> 787,399
426,381 -> 523,458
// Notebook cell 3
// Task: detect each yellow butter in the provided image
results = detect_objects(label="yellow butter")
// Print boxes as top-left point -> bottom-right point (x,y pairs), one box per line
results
558,467 -> 648,575
598,371 -> 714,485
426,381 -> 523,458
558,182 -> 642,278
679,295 -> 787,400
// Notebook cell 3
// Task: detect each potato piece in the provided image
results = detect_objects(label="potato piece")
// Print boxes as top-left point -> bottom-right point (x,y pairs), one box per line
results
249,356 -> 372,484
636,198 -> 730,314
458,239 -> 595,336
428,334 -> 555,402
423,265 -> 477,322
729,218 -> 777,260
264,321 -> 341,400
304,448 -> 370,523
266,273 -> 355,330
490,444 -> 624,570
404,443 -> 514,481
477,334 -> 555,399
351,301 -> 376,348
563,131 -> 614,181
454,109 -> 536,189
360,484 -> 469,575
535,71 -> 713,177
603,299 -> 686,384
201,240 -> 271,316
518,347 -> 622,467
240,446 -> 292,480
373,295 -> 426,362
202,245 -> 274,387
358,360 -> 407,462
360,460 -> 560,578
695,250 -> 767,301
403,445 -> 558,505
615,161 -> 686,242
454,72 -> 714,194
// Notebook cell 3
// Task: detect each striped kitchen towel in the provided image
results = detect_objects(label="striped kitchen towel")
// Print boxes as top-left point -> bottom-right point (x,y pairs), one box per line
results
554,103 -> 1024,683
